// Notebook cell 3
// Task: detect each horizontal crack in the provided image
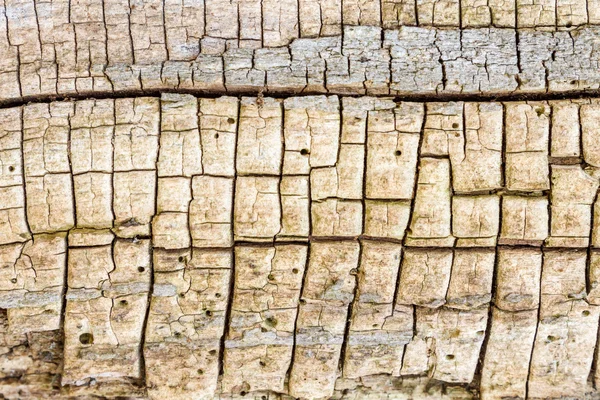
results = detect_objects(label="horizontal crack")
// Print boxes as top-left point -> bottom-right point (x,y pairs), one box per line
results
5,87 -> 600,110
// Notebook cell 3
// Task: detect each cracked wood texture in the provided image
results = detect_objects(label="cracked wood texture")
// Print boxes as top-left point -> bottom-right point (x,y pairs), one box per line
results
3,93 -> 600,400
4,0 -> 600,99
4,1 -> 600,400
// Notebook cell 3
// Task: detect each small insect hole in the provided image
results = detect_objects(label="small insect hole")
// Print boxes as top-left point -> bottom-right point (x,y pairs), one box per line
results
227,117 -> 235,124
215,293 -> 221,298
8,166 -> 14,172
119,299 -> 128,306
583,310 -> 591,316
10,278 -> 17,284
214,133 -> 219,139
79,333 -> 94,345
292,268 -> 299,274
300,148 -> 310,156
209,349 -> 217,355
178,256 -> 184,262
535,106 -> 545,116
395,150 -> 402,156
137,266 -> 145,273
205,310 -> 213,317
452,122 -> 459,129
446,354 -> 455,360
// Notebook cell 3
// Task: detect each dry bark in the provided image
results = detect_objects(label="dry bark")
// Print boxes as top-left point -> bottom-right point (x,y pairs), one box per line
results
1,0 -> 600,101
0,94 -> 599,399
3,1 -> 600,399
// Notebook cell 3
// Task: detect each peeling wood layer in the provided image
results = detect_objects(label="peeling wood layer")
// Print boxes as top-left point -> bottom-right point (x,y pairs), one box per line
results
3,0 -> 600,102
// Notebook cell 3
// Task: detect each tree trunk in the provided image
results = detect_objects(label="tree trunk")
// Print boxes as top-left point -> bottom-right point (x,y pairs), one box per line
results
0,0 -> 599,399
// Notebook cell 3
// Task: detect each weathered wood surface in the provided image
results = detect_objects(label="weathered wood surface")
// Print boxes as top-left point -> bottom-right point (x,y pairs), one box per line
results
1,93 -> 600,399
4,0 -> 600,399
2,0 -> 600,100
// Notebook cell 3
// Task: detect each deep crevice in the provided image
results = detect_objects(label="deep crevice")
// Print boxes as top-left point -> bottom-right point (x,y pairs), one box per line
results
7,87 -> 600,111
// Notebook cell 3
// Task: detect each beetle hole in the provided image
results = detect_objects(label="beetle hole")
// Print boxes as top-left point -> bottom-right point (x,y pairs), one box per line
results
79,333 -> 93,345
536,106 -> 545,116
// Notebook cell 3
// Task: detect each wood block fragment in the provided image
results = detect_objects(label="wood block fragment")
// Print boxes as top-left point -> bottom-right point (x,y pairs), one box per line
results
343,241 -> 411,379
289,241 -> 360,399
481,308 -> 537,400
222,245 -> 307,394
406,158 -> 454,246
495,247 -> 542,311
528,250 -> 599,398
